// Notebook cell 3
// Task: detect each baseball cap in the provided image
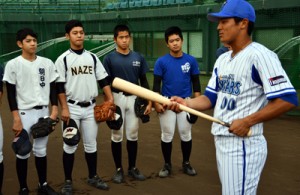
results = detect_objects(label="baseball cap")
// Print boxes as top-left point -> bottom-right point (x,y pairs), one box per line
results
207,0 -> 256,22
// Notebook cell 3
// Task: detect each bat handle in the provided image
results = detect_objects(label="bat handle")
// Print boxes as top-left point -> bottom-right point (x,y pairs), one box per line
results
221,121 -> 252,137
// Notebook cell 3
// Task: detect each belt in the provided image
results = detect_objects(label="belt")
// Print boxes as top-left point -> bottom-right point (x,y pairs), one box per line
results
33,106 -> 48,110
67,99 -> 96,107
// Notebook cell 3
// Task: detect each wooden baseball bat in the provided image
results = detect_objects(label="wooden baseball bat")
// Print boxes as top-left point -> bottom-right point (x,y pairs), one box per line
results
112,77 -> 252,136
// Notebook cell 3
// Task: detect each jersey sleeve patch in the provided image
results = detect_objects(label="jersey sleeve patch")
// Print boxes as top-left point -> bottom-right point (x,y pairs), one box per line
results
268,75 -> 287,86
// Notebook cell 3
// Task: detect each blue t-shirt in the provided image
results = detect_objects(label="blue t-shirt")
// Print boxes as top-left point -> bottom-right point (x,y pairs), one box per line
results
154,53 -> 200,97
103,50 -> 149,91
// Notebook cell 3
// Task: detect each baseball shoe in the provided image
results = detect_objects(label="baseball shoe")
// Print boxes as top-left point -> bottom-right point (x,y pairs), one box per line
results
37,183 -> 58,195
128,167 -> 146,181
61,180 -> 73,195
19,188 -> 29,195
87,175 -> 109,190
112,168 -> 124,184
182,161 -> 197,176
159,163 -> 172,178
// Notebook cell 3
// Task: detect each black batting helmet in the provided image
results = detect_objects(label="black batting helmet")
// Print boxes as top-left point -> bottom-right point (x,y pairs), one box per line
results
106,105 -> 123,130
63,118 -> 81,146
12,129 -> 32,156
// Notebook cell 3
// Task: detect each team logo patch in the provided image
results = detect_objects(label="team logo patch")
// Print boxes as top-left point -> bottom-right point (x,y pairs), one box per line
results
268,75 -> 287,86
132,61 -> 141,67
181,62 -> 190,73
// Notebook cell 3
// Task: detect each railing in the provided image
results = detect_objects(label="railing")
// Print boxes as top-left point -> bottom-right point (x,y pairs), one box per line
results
0,0 -> 102,14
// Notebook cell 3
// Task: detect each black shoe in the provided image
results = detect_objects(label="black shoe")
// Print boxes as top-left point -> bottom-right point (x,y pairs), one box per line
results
112,168 -> 124,184
182,162 -> 197,176
159,163 -> 172,178
38,183 -> 58,195
61,180 -> 73,195
87,175 -> 109,190
19,188 -> 29,195
128,167 -> 146,181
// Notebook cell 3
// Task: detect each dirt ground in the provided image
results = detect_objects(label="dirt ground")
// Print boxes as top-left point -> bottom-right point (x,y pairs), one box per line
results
1,95 -> 300,195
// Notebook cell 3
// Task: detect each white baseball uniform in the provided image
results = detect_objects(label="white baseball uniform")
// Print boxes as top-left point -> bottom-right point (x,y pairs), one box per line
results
3,55 -> 58,158
55,49 -> 108,153
204,42 -> 297,195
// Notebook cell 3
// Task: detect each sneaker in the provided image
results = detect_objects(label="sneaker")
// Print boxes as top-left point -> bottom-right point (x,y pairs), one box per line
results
61,180 -> 73,195
159,163 -> 172,178
19,188 -> 29,195
182,162 -> 197,176
112,168 -> 124,184
38,183 -> 58,195
87,175 -> 109,190
128,167 -> 146,181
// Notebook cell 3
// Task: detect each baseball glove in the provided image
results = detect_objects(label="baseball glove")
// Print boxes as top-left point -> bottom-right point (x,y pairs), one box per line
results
134,97 -> 150,123
31,117 -> 59,139
94,101 -> 116,122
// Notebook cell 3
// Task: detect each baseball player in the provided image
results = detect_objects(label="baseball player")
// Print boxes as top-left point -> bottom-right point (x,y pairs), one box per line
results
55,20 -> 114,194
169,0 -> 299,194
216,42 -> 231,59
0,66 -> 4,195
3,28 -> 59,195
103,24 -> 152,184
153,26 -> 201,177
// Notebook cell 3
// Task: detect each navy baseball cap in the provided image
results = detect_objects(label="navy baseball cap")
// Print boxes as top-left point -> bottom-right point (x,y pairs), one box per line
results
207,0 -> 256,22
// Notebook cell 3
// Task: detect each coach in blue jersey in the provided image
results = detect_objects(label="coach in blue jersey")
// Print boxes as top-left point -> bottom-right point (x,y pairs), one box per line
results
153,26 -> 201,178
169,0 -> 298,194
103,24 -> 152,184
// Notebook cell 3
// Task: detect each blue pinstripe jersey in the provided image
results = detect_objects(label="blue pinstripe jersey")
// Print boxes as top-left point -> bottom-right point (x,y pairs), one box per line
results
205,42 -> 298,136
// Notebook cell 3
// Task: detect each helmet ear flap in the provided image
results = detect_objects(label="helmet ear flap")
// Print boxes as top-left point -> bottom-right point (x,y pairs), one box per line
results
63,118 -> 81,146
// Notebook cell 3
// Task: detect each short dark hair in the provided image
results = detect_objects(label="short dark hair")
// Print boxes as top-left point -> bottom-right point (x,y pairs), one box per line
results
164,26 -> 183,43
233,17 -> 254,36
16,28 -> 37,42
113,24 -> 131,38
65,19 -> 84,34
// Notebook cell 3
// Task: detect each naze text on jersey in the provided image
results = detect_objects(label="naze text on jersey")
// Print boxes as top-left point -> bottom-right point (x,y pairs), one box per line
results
71,66 -> 93,75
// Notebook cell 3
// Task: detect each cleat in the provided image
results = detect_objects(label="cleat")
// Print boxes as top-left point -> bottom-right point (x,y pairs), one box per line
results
112,168 -> 124,184
159,163 -> 172,178
61,180 -> 73,195
19,188 -> 29,195
128,167 -> 146,181
182,162 -> 197,176
38,183 -> 58,195
87,175 -> 109,190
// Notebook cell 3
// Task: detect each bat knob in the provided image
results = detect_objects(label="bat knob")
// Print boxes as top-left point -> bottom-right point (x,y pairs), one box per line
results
223,122 -> 231,127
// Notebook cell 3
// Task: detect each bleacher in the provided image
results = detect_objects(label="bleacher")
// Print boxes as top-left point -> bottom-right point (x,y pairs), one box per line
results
104,0 -> 194,11
0,1 -> 100,14
0,0 -> 205,14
